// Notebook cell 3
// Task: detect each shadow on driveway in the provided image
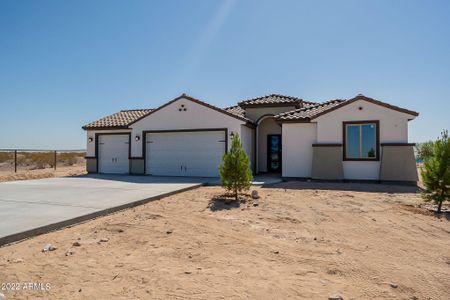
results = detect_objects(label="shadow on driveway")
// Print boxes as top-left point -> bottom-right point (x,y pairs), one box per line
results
264,180 -> 419,194
71,174 -> 219,185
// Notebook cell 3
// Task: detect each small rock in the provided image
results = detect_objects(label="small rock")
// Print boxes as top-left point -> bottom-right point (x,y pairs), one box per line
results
42,244 -> 57,252
328,294 -> 343,300
389,282 -> 398,288
77,237 -> 81,240
184,271 -> 191,274
251,190 -> 260,199
273,250 -> 279,254
72,241 -> 81,247
166,230 -> 173,234
313,237 -> 317,241
372,218 -> 376,221
65,250 -> 74,256
78,288 -> 82,292
253,200 -> 259,207
100,238 -> 109,243
117,229 -> 124,233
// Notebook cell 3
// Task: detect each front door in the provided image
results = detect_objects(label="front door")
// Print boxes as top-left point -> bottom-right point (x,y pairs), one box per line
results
267,134 -> 282,173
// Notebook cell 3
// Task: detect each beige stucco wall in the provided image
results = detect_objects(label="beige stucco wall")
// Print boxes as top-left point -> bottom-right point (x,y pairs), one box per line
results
311,146 -> 344,180
379,145 -> 418,182
314,99 -> 417,180
130,158 -> 145,175
85,129 -> 131,157
241,125 -> 255,172
282,123 -> 317,177
257,117 -> 281,172
245,106 -> 296,122
130,97 -> 248,158
86,157 -> 97,173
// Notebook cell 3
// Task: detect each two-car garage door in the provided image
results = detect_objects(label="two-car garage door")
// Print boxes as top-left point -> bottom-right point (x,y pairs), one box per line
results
145,130 -> 226,177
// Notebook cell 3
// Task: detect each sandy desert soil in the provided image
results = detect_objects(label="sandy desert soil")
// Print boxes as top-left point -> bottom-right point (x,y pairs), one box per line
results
0,165 -> 86,183
0,182 -> 449,300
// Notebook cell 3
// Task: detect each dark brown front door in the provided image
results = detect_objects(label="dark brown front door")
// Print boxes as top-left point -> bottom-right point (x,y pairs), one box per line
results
267,134 -> 282,173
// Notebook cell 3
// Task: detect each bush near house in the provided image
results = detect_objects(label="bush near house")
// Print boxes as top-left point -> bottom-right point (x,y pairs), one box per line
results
219,133 -> 253,201
421,130 -> 450,213
416,141 -> 435,161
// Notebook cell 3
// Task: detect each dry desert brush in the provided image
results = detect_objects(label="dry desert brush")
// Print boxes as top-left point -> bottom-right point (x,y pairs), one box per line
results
421,130 -> 450,213
219,133 -> 253,201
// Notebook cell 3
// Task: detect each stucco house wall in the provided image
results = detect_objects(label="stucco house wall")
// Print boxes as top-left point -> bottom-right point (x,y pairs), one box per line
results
129,97 -> 249,158
282,123 -> 317,178
240,124 -> 255,171
314,99 -> 413,180
85,129 -> 131,157
257,117 -> 282,172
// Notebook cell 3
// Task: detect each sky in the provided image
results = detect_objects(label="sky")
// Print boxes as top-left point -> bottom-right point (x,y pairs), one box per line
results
0,0 -> 449,149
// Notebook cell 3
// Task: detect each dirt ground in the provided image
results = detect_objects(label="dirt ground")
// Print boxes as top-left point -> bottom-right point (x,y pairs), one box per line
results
0,165 -> 86,183
0,182 -> 449,300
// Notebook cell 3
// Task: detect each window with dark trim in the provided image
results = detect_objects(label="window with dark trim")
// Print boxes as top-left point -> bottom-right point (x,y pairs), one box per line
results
343,121 -> 380,161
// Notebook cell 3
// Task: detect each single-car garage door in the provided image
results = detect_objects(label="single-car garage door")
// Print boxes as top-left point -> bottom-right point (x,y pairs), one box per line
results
98,134 -> 130,174
146,130 -> 226,177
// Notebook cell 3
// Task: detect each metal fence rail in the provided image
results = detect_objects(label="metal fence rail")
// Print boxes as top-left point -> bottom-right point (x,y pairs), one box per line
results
0,149 -> 86,173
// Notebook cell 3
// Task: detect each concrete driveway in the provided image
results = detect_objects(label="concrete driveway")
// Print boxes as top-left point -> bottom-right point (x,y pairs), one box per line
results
0,175 -> 211,246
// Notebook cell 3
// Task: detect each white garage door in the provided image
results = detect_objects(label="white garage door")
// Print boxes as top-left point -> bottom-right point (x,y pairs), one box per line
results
98,134 -> 130,174
146,130 -> 226,177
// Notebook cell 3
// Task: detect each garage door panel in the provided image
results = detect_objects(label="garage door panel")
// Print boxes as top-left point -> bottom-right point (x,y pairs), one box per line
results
146,131 -> 225,177
98,135 -> 130,174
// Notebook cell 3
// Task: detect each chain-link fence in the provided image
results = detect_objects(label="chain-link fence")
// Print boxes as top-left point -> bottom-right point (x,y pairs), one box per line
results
0,149 -> 86,173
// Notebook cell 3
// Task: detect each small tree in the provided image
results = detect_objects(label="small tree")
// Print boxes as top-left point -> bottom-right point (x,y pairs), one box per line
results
219,133 -> 253,201
416,141 -> 435,161
421,130 -> 450,213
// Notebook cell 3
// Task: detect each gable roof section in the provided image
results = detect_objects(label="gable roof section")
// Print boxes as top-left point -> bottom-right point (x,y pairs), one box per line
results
310,94 -> 419,119
126,94 -> 254,126
276,94 -> 419,123
83,94 -> 255,130
238,94 -> 314,108
82,109 -> 153,130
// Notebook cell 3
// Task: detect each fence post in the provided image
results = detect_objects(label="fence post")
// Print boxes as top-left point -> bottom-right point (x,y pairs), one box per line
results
14,150 -> 17,173
54,151 -> 57,170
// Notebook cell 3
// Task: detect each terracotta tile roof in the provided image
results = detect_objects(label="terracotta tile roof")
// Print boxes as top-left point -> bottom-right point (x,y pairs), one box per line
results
238,94 -> 308,107
224,105 -> 246,118
275,94 -> 419,122
82,109 -> 153,129
275,99 -> 345,122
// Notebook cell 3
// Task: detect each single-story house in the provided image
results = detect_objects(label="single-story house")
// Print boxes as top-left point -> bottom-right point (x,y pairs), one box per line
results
82,93 -> 419,183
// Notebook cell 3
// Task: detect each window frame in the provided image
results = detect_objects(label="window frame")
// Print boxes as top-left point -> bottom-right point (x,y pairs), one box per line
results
343,120 -> 380,161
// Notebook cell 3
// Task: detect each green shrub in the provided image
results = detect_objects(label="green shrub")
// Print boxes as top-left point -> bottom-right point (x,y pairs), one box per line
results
219,133 -> 253,201
421,130 -> 450,213
416,141 -> 435,161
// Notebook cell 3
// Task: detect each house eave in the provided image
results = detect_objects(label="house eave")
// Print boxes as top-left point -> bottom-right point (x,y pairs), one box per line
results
82,126 -> 130,131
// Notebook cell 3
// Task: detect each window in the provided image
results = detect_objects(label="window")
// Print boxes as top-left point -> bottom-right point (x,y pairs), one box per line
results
343,121 -> 379,160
